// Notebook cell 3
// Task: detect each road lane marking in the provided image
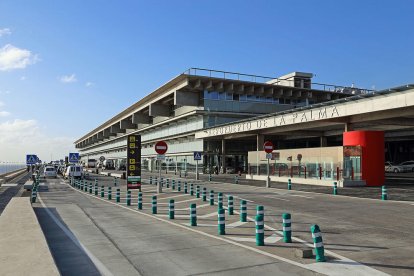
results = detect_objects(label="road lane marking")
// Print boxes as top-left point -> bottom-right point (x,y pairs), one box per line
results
175,203 -> 210,211
199,212 -> 218,218
232,196 -> 254,203
37,196 -> 114,276
264,195 -> 290,201
227,221 -> 248,228
289,194 -> 313,199
0,183 -> 18,187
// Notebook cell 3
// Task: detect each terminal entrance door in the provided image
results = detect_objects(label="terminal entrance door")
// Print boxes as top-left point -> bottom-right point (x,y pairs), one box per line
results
343,146 -> 362,180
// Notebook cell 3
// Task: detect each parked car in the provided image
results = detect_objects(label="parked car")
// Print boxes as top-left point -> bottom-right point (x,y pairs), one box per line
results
44,166 -> 57,178
87,159 -> 97,168
103,159 -> 115,170
399,161 -> 414,172
385,162 -> 404,173
64,165 -> 83,179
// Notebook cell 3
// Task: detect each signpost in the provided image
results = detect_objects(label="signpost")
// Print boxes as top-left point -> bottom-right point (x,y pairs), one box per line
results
26,154 -> 37,165
155,141 -> 168,193
69,153 -> 80,163
127,135 -> 141,190
194,151 -> 202,180
263,141 -> 274,188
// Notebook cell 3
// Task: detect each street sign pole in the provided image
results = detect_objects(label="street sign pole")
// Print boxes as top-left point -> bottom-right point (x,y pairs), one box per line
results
158,159 -> 162,193
196,160 -> 199,180
263,141 -> 274,188
266,158 -> 270,188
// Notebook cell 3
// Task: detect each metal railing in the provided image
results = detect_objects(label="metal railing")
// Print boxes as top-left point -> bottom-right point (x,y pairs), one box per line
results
183,67 -> 375,94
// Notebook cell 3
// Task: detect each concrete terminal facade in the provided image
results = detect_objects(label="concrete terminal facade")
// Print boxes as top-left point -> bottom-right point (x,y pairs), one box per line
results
74,68 -> 413,184
75,68 -> 371,173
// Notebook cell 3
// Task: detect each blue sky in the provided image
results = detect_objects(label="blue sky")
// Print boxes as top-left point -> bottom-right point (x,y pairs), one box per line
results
0,0 -> 413,162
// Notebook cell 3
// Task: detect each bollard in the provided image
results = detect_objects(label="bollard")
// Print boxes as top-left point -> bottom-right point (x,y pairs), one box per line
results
196,186 -> 200,198
169,199 -> 175,219
209,190 -> 214,206
184,182 -> 188,194
256,205 -> 264,219
228,196 -> 234,215
202,187 -> 207,201
80,180 -> 84,191
89,183 -> 92,194
234,176 -> 238,184
255,214 -> 264,246
218,208 -> 225,235
150,176 -> 153,185
190,183 -> 194,196
311,224 -> 326,262
126,190 -> 131,206
100,186 -> 104,198
333,181 -> 338,195
155,177 -> 158,186
288,178 -> 292,190
116,188 -> 120,203
382,185 -> 387,200
209,173 -> 212,182
94,184 -> 98,196
172,179 -> 176,190
240,200 -> 247,222
114,177 -> 118,187
107,186 -> 112,200
152,195 -> 157,214
282,213 -> 292,243
166,179 -> 170,188
190,203 -> 197,226
218,192 -> 223,209
94,179 -> 98,187
138,192 -> 143,210
31,190 -> 37,203
178,181 -> 181,192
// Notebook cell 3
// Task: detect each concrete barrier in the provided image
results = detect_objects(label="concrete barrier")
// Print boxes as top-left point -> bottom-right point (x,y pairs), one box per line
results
0,198 -> 59,275
0,169 -> 27,186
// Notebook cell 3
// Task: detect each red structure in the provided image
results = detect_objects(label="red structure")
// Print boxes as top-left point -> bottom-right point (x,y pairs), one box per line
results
343,131 -> 385,186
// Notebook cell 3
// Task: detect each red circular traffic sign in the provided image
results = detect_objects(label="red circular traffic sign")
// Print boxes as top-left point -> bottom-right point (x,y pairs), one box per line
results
263,141 -> 274,153
155,141 -> 168,155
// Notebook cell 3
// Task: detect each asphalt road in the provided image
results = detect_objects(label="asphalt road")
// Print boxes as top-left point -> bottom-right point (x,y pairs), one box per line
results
33,172 -> 414,275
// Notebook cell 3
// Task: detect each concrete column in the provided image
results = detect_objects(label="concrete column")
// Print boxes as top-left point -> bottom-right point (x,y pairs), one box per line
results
344,123 -> 353,132
256,134 -> 264,175
320,136 -> 328,147
221,139 -> 226,174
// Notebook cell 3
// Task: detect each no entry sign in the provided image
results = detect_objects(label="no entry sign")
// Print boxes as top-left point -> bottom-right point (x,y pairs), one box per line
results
263,141 -> 274,153
155,141 -> 168,155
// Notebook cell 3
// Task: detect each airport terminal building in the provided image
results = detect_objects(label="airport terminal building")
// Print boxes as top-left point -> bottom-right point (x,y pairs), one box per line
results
75,68 -> 414,187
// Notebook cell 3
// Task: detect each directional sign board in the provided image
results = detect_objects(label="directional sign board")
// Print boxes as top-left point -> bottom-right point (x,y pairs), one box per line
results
155,141 -> 168,155
127,134 -> 141,189
26,154 -> 37,165
69,153 -> 80,163
263,141 -> 274,153
194,151 -> 202,161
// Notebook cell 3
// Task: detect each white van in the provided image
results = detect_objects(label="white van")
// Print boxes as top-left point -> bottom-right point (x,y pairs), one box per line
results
64,165 -> 83,179
44,166 -> 57,178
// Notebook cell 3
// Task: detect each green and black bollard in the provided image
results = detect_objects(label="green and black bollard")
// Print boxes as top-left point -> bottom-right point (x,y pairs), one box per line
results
382,186 -> 387,200
311,224 -> 326,262
138,192 -> 142,210
190,183 -> 194,196
209,174 -> 212,182
107,186 -> 112,200
256,205 -> 264,220
114,177 -> 118,187
166,179 -> 170,188
228,196 -> 234,215
196,186 -> 200,198
152,195 -> 157,214
282,213 -> 292,243
100,186 -> 104,198
184,182 -> 188,194
172,179 -> 176,190
116,188 -> 120,203
149,176 -> 153,185
209,190 -> 214,206
234,176 -> 238,184
240,200 -> 247,222
255,214 -> 264,246
218,208 -> 225,235
202,187 -> 207,201
89,183 -> 92,194
169,199 -> 175,219
94,184 -> 98,196
190,203 -> 197,226
218,192 -> 223,209
288,179 -> 292,190
333,181 -> 338,195
177,181 -> 181,192
126,190 -> 131,206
